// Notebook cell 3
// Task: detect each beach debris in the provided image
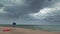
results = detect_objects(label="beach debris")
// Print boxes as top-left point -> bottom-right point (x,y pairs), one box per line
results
3,27 -> 12,32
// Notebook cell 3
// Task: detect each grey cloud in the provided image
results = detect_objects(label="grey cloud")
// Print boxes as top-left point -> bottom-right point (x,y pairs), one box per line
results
0,0 -> 59,25
0,3 -> 3,7
4,0 -> 50,19
42,0 -> 60,24
44,11 -> 60,24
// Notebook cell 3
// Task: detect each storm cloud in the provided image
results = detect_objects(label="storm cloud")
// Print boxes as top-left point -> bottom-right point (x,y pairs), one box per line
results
29,0 -> 60,25
0,0 -> 60,25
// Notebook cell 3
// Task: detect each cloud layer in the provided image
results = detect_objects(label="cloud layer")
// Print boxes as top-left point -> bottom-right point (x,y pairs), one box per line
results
29,0 -> 60,25
0,0 -> 60,25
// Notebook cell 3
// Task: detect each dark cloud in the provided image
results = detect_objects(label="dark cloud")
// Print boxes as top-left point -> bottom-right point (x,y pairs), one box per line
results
4,0 -> 49,19
0,0 -> 60,25
44,11 -> 60,24
0,2 -> 4,8
0,3 -> 3,7
6,0 -> 53,19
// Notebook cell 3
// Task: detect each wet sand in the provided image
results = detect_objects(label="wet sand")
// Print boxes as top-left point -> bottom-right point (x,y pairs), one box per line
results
0,27 -> 60,34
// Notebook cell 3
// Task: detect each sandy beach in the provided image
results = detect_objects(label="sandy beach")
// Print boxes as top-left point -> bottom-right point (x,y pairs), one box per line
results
0,27 -> 59,34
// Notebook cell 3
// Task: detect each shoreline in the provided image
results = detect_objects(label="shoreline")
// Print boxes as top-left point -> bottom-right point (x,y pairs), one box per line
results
0,27 -> 59,34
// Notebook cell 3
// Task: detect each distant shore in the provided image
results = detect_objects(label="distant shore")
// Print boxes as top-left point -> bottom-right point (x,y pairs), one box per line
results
0,27 -> 60,34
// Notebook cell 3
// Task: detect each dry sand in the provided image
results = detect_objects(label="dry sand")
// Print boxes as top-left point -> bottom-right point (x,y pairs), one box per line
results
0,27 -> 60,34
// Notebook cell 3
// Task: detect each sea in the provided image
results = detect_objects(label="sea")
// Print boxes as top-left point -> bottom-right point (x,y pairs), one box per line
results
0,24 -> 60,32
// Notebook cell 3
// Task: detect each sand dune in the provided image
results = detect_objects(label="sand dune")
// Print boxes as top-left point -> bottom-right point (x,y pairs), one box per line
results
0,27 -> 60,34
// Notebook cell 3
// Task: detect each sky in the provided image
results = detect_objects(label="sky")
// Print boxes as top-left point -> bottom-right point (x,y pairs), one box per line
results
0,0 -> 60,25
